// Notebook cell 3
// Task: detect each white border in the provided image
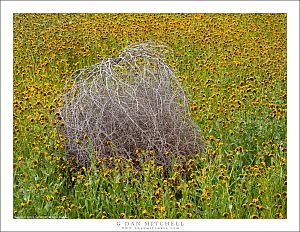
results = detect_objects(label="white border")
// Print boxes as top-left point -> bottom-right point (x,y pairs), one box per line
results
0,1 -> 296,13
1,1 -> 299,231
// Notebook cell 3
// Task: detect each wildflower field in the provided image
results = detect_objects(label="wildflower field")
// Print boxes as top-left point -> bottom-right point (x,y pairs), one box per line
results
13,13 -> 287,219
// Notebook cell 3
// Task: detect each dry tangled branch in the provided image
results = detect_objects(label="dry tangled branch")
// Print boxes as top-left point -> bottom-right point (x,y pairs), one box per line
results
58,41 -> 204,171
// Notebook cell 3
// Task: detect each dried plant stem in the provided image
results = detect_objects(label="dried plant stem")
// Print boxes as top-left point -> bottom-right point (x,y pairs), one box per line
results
58,41 -> 204,171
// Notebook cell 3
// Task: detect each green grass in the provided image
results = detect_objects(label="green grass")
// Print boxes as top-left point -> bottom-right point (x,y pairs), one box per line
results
13,13 -> 286,219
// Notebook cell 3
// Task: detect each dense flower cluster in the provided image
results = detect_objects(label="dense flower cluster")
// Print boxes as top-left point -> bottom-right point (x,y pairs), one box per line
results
13,13 -> 286,219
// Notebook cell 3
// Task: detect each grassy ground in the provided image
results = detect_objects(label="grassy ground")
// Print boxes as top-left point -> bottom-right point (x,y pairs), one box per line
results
13,13 -> 286,219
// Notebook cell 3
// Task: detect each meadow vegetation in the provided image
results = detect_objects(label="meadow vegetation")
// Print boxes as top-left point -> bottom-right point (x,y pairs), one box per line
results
13,13 -> 287,219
